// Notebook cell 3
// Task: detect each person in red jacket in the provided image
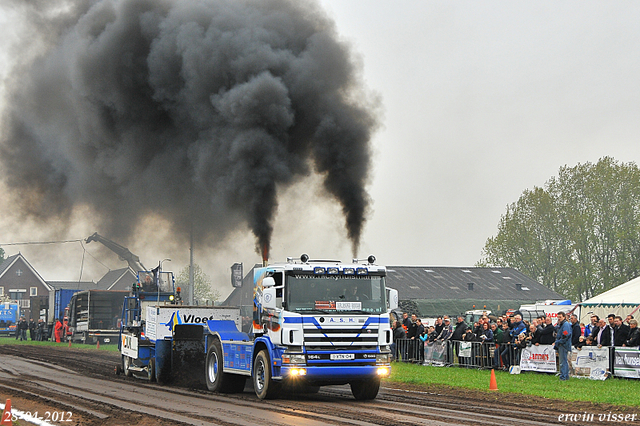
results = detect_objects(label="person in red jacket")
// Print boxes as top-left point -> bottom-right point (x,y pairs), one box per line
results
54,318 -> 63,343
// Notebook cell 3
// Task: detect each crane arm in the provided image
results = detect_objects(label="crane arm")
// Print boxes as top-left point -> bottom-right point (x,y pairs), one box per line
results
85,232 -> 147,272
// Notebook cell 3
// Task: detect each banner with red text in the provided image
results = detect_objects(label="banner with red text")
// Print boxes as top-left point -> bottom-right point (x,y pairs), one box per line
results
519,344 -> 557,373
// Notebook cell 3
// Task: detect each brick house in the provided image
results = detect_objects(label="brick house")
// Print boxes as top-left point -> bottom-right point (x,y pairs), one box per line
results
0,253 -> 52,319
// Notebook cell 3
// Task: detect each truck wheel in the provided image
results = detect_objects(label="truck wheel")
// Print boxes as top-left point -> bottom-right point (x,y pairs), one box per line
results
147,358 -> 156,382
205,340 -> 246,393
205,340 -> 224,392
253,350 -> 280,400
122,355 -> 133,377
350,377 -> 380,400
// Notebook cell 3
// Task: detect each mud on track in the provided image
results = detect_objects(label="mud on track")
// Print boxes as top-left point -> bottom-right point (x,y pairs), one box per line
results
0,344 -> 636,426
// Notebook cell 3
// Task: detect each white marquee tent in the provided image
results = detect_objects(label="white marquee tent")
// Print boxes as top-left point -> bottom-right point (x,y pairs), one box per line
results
579,277 -> 640,323
582,277 -> 640,305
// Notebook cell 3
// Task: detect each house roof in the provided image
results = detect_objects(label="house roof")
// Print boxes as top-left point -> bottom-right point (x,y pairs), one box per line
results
386,266 -> 564,317
0,253 -> 53,291
96,267 -> 136,290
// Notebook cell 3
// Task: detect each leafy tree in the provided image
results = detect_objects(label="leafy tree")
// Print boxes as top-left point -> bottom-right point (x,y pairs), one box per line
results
0,247 -> 4,263
176,264 -> 221,304
478,157 -> 640,302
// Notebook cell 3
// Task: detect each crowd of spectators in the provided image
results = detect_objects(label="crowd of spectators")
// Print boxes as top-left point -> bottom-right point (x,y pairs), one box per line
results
391,311 -> 640,368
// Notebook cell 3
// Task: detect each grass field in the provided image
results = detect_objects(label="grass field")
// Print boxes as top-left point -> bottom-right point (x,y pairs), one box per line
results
0,336 -> 120,352
388,361 -> 640,407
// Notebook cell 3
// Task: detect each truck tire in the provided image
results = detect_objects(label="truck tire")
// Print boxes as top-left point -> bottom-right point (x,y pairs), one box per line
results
147,358 -> 156,382
253,349 -> 280,400
350,377 -> 380,400
122,355 -> 133,377
205,340 -> 246,393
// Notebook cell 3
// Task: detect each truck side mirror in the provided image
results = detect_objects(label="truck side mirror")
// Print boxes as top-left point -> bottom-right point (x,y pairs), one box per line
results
262,287 -> 277,310
387,288 -> 398,310
262,277 -> 276,288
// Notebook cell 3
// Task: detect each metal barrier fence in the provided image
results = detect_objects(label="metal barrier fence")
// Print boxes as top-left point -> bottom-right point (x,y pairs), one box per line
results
393,339 -> 640,379
393,339 -> 522,370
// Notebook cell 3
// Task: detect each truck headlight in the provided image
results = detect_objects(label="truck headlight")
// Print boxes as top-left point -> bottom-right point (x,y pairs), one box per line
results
282,354 -> 306,364
376,354 -> 390,364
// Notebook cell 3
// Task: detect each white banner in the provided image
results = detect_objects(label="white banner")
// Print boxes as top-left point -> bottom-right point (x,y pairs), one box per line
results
459,342 -> 472,358
570,346 -> 610,380
424,340 -> 447,365
613,347 -> 640,379
520,344 -> 557,373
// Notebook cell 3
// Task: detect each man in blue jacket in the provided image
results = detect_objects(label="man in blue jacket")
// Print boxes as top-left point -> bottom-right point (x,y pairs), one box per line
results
554,311 -> 572,381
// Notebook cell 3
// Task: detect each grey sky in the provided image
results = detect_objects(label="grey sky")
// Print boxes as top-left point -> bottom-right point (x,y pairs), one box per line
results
1,1 -> 640,300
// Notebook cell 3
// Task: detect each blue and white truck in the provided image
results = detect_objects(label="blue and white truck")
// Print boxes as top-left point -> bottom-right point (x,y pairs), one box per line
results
0,302 -> 19,337
118,255 -> 398,400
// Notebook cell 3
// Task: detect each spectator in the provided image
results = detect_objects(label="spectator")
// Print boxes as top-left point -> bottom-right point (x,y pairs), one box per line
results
434,316 -> 444,337
529,323 -> 540,345
17,317 -> 28,341
537,316 -> 555,345
36,319 -> 46,341
605,314 -> 616,346
613,316 -> 630,347
624,315 -> 634,325
574,335 -> 586,349
570,315 -> 581,347
502,314 -> 526,368
584,315 -> 599,338
407,314 -> 418,339
584,336 -> 594,346
437,317 -> 453,340
414,318 -> 425,361
451,316 -> 468,341
54,318 -> 63,343
391,320 -> 405,361
28,318 -> 36,340
450,316 -> 468,365
623,320 -> 639,348
493,322 -> 509,368
406,314 -> 419,360
402,312 -> 411,331
595,319 -> 611,347
554,311 -> 572,381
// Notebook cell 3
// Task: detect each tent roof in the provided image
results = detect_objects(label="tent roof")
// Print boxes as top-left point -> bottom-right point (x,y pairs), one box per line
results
582,276 -> 640,305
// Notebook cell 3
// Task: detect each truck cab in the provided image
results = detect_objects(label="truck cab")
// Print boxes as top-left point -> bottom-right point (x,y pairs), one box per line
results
205,254 -> 398,400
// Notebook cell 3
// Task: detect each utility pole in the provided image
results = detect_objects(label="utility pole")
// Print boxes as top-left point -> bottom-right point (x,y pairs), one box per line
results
189,226 -> 194,305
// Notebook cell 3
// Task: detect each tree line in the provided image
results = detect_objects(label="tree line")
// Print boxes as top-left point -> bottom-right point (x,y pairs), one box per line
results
478,157 -> 640,302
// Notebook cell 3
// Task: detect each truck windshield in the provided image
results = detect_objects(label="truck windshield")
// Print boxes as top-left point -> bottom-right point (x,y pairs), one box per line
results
286,274 -> 386,314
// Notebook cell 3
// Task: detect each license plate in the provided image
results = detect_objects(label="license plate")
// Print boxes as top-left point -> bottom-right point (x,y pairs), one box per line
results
330,353 -> 355,360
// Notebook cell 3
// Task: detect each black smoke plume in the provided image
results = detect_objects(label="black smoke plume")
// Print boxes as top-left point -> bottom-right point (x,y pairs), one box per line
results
0,0 -> 379,258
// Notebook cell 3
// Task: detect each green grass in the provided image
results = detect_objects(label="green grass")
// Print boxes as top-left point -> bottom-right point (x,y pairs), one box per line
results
386,362 -> 640,407
0,336 -> 120,352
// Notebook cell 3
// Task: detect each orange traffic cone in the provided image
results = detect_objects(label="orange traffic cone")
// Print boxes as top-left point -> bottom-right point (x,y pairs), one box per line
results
1,399 -> 12,425
96,340 -> 100,350
489,369 -> 498,391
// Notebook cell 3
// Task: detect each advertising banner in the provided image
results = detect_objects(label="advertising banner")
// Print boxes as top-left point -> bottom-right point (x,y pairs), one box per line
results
520,344 -> 557,373
570,346 -> 610,380
424,340 -> 447,365
459,342 -> 472,358
613,347 -> 640,379
231,263 -> 243,288
146,306 -> 240,341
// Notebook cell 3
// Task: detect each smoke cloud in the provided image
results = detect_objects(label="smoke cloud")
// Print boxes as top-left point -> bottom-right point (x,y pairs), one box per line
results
0,0 -> 379,258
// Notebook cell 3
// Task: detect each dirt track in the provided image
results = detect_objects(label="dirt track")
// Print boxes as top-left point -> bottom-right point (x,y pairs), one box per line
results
0,344 -> 636,425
